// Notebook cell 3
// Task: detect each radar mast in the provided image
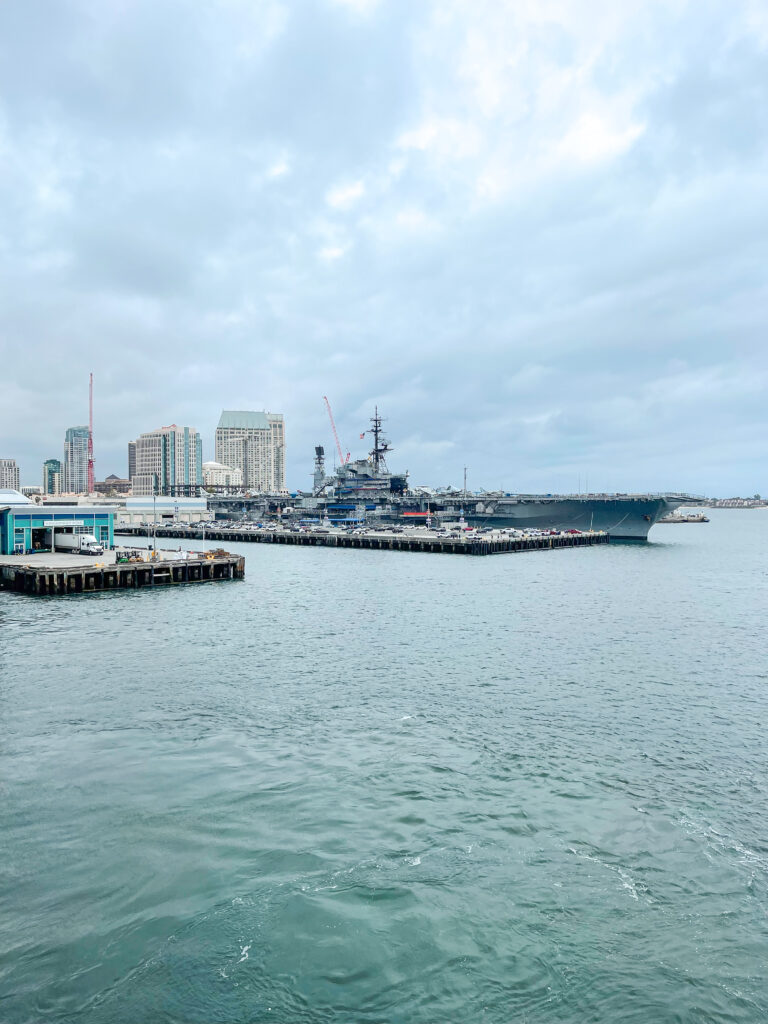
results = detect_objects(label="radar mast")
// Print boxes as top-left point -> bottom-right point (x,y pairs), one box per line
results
367,406 -> 393,474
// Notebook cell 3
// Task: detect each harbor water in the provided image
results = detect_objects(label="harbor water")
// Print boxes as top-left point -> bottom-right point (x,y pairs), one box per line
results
1,510 -> 767,1022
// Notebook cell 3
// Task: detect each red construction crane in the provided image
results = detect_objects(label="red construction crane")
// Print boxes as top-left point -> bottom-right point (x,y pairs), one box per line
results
87,372 -> 95,494
323,396 -> 350,464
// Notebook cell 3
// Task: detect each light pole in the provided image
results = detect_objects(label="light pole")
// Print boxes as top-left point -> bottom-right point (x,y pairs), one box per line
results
153,478 -> 157,553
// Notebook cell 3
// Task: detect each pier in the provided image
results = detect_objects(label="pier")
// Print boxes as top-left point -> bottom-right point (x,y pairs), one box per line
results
115,524 -> 609,556
0,548 -> 245,596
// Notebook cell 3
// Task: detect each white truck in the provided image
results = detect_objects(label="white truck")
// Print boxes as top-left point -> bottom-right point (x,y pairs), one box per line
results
51,532 -> 105,556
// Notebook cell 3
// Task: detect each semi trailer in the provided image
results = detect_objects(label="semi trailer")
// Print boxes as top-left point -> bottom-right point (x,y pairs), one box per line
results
48,530 -> 104,556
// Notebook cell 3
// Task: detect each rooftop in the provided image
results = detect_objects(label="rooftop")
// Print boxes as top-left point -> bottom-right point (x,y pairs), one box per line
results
217,410 -> 281,430
0,488 -> 32,505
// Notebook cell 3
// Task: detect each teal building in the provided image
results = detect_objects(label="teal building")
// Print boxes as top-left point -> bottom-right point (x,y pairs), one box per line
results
63,426 -> 89,493
43,458 -> 62,495
0,490 -> 115,556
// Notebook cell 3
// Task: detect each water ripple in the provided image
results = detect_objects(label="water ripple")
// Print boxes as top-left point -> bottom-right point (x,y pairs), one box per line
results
1,513 -> 767,1022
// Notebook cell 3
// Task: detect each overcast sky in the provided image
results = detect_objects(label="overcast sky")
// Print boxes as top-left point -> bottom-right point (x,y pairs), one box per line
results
1,0 -> 766,495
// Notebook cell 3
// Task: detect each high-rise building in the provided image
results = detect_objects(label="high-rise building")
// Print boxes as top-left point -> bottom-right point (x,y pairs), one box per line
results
127,440 -> 137,481
131,424 -> 203,496
0,459 -> 20,491
43,458 -> 62,495
63,426 -> 89,493
215,411 -> 285,492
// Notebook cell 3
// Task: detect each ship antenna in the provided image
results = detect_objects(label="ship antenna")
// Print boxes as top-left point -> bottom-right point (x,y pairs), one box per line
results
367,405 -> 392,473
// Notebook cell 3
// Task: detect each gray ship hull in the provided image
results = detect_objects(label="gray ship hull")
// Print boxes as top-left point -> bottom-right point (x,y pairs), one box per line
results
212,493 -> 700,541
440,495 -> 697,540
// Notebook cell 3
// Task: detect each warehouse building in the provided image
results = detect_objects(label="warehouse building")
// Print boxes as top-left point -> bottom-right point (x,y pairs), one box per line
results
118,495 -> 210,526
0,489 -> 115,556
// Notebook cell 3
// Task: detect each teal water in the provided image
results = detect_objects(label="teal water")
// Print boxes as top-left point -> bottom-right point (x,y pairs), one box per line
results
1,511 -> 767,1023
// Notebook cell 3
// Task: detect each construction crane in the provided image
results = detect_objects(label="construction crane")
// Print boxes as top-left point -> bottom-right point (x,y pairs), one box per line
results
87,372 -> 95,494
323,395 -> 350,465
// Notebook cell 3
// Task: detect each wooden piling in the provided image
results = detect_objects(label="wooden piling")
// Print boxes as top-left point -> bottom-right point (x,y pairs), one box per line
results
113,524 -> 609,557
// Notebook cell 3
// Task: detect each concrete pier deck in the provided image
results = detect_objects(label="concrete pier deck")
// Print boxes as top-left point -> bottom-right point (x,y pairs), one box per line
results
0,548 -> 245,595
115,524 -> 609,556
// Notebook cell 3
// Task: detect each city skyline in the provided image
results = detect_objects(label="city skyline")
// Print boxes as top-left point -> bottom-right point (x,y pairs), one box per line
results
3,401 -> 287,491
1,386 -> 765,497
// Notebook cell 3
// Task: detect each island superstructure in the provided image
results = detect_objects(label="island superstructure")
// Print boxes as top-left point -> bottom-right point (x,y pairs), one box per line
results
313,407 -> 407,500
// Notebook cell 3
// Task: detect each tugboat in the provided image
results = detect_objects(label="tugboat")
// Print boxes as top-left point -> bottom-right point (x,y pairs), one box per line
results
658,510 -> 710,524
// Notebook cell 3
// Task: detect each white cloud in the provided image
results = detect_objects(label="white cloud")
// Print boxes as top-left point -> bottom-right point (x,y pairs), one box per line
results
556,112 -> 645,164
318,245 -> 348,261
742,0 -> 768,48
325,179 -> 366,209
229,0 -> 288,59
36,177 -> 72,213
267,158 -> 291,179
394,207 -> 436,232
644,366 -> 766,406
360,205 -> 439,244
397,0 -> 656,203
398,118 -> 481,161
329,0 -> 380,13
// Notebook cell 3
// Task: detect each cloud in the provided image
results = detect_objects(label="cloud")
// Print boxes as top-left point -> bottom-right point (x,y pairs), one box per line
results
318,245 -> 348,261
556,112 -> 645,163
266,158 -> 291,179
0,0 -> 766,497
325,179 -> 366,208
329,0 -> 381,13
398,118 -> 481,160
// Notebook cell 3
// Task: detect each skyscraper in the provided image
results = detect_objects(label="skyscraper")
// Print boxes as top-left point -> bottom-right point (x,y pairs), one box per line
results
127,440 -> 137,481
0,458 -> 20,491
43,458 -> 62,495
215,411 -> 285,492
63,426 -> 89,493
131,424 -> 203,496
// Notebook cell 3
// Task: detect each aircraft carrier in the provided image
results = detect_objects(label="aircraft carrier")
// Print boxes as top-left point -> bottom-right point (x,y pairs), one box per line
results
209,408 -> 701,540
300,409 -> 701,540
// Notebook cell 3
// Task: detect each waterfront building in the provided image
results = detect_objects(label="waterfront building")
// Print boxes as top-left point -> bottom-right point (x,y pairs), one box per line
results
63,426 -> 89,493
95,475 -> 132,495
0,459 -> 20,491
21,486 -> 42,498
0,489 -> 114,555
131,424 -> 203,497
43,458 -> 62,496
215,411 -> 285,493
119,495 -> 210,526
127,440 -> 137,481
202,461 -> 243,489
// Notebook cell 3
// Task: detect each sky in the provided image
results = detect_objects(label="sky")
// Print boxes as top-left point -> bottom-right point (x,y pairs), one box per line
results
0,0 -> 766,496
